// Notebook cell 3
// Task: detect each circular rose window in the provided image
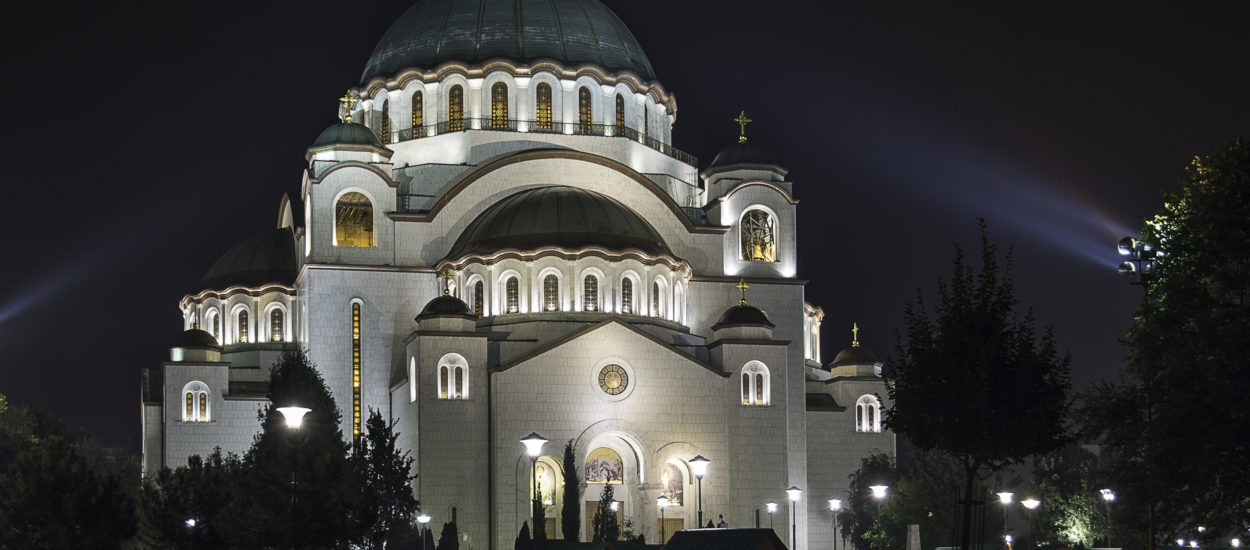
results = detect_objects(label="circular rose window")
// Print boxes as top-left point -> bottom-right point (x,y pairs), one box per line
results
598,364 -> 629,396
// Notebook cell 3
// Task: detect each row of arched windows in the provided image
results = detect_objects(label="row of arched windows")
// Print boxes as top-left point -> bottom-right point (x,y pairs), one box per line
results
198,306 -> 287,345
856,395 -> 882,433
740,361 -> 770,406
462,273 -> 681,319
182,381 -> 210,422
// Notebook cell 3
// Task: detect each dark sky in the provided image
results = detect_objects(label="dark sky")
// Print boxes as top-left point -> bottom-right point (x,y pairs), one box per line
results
1,1 -> 1247,450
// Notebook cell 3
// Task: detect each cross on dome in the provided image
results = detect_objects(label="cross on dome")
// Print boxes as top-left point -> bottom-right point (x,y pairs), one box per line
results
736,278 -> 750,305
339,91 -> 358,123
733,110 -> 752,144
852,322 -> 861,347
439,270 -> 455,295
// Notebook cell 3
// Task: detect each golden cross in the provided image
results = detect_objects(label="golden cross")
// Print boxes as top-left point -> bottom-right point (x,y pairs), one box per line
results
733,110 -> 752,143
736,278 -> 749,306
852,322 -> 860,347
339,91 -> 358,123
439,269 -> 455,295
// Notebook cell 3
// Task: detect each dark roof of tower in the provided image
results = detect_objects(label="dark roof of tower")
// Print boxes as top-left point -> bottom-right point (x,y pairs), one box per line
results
172,329 -> 220,349
361,0 -> 656,83
707,140 -> 780,169
200,228 -> 298,290
830,344 -> 880,367
416,294 -> 475,320
310,122 -> 386,149
711,304 -> 775,331
445,186 -> 673,259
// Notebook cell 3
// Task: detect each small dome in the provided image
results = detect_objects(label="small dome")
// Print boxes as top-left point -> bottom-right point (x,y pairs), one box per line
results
711,304 -> 775,330
361,0 -> 656,83
173,329 -> 220,349
707,141 -> 780,169
310,121 -> 386,149
416,294 -> 475,320
829,345 -> 880,367
200,228 -> 297,290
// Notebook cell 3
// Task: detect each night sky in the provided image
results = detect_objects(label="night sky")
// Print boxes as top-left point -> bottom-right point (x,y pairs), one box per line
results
1,1 -> 1247,450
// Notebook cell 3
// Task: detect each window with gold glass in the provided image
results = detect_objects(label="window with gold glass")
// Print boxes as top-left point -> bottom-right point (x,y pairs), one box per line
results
182,381 -> 210,422
536,83 -> 553,131
505,276 -> 519,314
614,94 -> 625,132
740,361 -> 769,405
437,353 -> 468,399
740,208 -> 777,262
269,308 -> 283,342
577,87 -> 592,134
597,364 -> 628,396
335,192 -> 374,247
491,82 -> 508,129
411,91 -> 423,129
621,278 -> 633,314
473,281 -> 484,316
235,310 -> 249,344
448,85 -> 464,131
378,100 -> 390,142
583,275 -> 599,311
543,274 -> 559,312
651,282 -> 661,317
352,302 -> 362,449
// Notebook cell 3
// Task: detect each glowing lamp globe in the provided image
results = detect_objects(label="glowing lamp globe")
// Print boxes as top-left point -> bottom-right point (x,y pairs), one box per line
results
997,492 -> 1013,504
1100,488 -> 1115,502
417,514 -> 431,526
689,455 -> 710,480
1118,236 -> 1136,256
520,432 -> 547,457
828,498 -> 842,511
766,501 -> 778,513
786,486 -> 802,502
869,485 -> 888,499
1021,498 -> 1040,510
657,496 -> 669,509
277,406 -> 311,429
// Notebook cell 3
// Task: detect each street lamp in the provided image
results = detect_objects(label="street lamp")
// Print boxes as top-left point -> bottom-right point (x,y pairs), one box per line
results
787,486 -> 802,550
767,501 -> 778,530
690,455 -> 710,528
1021,498 -> 1040,549
657,496 -> 669,543
870,486 -> 888,550
417,514 -> 431,550
1117,236 -> 1158,291
1231,538 -> 1241,548
828,499 -> 843,550
1100,489 -> 1115,548
997,492 -> 1014,545
521,432 -> 547,550
277,405 -> 310,550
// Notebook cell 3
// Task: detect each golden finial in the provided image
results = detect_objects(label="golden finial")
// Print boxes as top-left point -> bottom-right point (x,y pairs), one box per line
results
852,322 -> 861,348
339,91 -> 359,123
438,269 -> 455,296
736,278 -> 749,306
733,110 -> 752,143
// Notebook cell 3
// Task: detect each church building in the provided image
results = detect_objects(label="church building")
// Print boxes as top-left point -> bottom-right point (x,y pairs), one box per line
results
140,1 -> 893,548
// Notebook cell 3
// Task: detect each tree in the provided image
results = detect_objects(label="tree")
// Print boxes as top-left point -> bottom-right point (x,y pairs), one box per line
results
437,520 -> 460,550
353,409 -> 418,549
1082,138 -> 1250,544
515,521 -> 531,550
839,453 -> 898,550
1030,445 -> 1105,549
561,440 -> 581,541
887,222 -> 1073,550
138,449 -> 245,548
591,483 -> 620,542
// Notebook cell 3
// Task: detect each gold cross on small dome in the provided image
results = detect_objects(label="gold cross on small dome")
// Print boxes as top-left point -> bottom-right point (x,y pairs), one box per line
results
733,110 -> 752,143
438,270 -> 455,295
339,91 -> 358,123
852,322 -> 861,347
736,278 -> 749,305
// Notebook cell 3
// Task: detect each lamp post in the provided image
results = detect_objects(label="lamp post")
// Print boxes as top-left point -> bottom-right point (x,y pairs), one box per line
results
997,492 -> 1014,546
1021,498 -> 1040,549
690,455 -> 710,528
417,514 -> 431,550
1117,237 -> 1159,550
277,406 -> 310,550
870,486 -> 888,550
1100,489 -> 1115,548
828,499 -> 842,550
787,486 -> 802,550
767,501 -> 778,530
521,432 -> 548,550
657,496 -> 669,543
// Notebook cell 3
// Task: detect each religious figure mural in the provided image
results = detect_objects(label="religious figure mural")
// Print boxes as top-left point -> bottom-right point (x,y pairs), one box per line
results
660,462 -> 683,505
585,447 -> 624,484
535,462 -> 557,504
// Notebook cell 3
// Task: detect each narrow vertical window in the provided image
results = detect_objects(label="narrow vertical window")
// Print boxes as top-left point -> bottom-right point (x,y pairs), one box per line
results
621,279 -> 633,314
199,393 -> 208,421
448,85 -> 464,132
491,82 -> 508,129
378,100 -> 390,142
583,276 -> 599,312
615,94 -> 625,132
237,310 -> 249,344
643,103 -> 649,136
454,367 -> 464,398
411,91 -> 423,129
651,282 -> 660,317
741,209 -> 778,262
185,392 -> 193,420
270,308 -> 283,342
741,362 -> 770,406
440,367 -> 449,399
741,374 -> 750,405
335,192 -> 374,247
473,281 -> 484,316
543,275 -> 559,312
536,83 -> 553,131
505,277 -> 519,314
352,302 -> 362,450
577,87 -> 592,134
756,374 -> 764,403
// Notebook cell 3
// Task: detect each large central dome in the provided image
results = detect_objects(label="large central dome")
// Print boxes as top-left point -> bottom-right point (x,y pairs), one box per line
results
361,0 -> 656,83
446,186 -> 672,259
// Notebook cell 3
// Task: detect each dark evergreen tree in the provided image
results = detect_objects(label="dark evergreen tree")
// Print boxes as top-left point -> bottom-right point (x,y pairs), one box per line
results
353,409 -> 418,549
515,520 -> 531,550
561,440 -> 581,541
887,222 -> 1072,550
591,483 -> 620,542
138,449 -> 245,548
437,520 -> 460,550
533,495 -> 547,540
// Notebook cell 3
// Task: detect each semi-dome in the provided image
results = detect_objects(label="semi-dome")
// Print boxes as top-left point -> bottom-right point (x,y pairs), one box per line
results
829,345 -> 880,367
445,186 -> 673,259
711,304 -> 775,330
172,328 -> 220,349
416,294 -> 475,320
200,228 -> 297,290
707,141 -> 780,169
361,0 -> 656,83
310,121 -> 385,149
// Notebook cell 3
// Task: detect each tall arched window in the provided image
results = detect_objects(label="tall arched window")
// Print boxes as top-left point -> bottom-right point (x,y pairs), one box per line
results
269,308 -> 284,342
411,91 -> 423,129
378,100 -> 390,142
614,94 -> 625,132
351,302 -> 362,447
182,381 -> 210,422
651,281 -> 661,317
491,82 -> 509,129
740,362 -> 770,405
205,309 -> 220,342
235,309 -> 249,344
536,82 -> 553,131
543,275 -> 559,312
335,192 -> 374,247
621,278 -> 633,314
577,87 -> 592,134
473,281 -> 484,316
448,85 -> 464,132
583,275 -> 599,312
438,353 -> 468,399
741,208 -> 778,262
505,277 -> 519,314
409,357 -> 417,403
856,395 -> 882,433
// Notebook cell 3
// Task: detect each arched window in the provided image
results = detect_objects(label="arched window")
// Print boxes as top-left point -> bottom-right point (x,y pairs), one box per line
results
651,281 -> 661,317
491,82 -> 509,129
643,103 -> 649,136
409,357 -> 417,403
740,361 -> 770,405
269,308 -> 284,342
335,192 -> 374,247
205,309 -> 220,342
543,274 -> 559,312
621,278 -> 633,314
448,85 -> 464,132
583,275 -> 599,312
577,87 -> 592,134
856,395 -> 882,433
378,99 -> 390,142
411,91 -> 423,129
351,302 -> 363,447
535,82 -> 553,131
235,309 -> 249,344
437,353 -> 468,399
505,276 -> 519,314
182,381 -> 210,422
473,281 -> 484,316
614,94 -> 625,132
741,208 -> 777,262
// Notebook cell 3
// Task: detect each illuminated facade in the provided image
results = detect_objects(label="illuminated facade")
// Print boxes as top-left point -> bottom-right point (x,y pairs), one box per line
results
140,1 -> 891,548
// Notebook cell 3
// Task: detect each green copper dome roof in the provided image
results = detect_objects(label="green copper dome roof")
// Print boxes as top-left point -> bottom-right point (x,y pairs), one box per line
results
310,122 -> 385,149
361,0 -> 656,82
445,186 -> 672,259
200,228 -> 297,290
